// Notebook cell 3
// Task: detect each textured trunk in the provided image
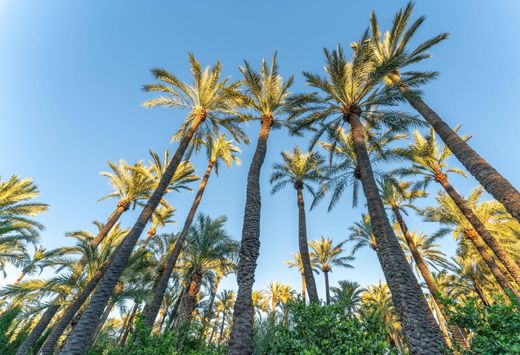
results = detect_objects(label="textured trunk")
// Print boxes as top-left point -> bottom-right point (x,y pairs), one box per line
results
143,159 -> 214,329
174,272 -> 202,327
471,277 -> 490,307
296,187 -> 319,303
15,305 -> 60,355
119,302 -> 138,346
91,299 -> 115,344
401,86 -> 520,223
324,271 -> 330,305
393,207 -> 467,348
38,242 -> 122,355
59,113 -> 205,355
228,116 -> 272,355
437,176 -> 520,288
218,310 -> 227,343
463,229 -> 520,301
301,274 -> 306,303
348,112 -> 446,353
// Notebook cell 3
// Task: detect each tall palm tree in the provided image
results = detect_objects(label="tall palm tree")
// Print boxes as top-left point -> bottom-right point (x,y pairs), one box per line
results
396,128 -> 520,289
289,41 -> 446,351
59,54 -> 244,354
309,237 -> 353,305
420,189 -> 520,300
369,2 -> 520,222
143,135 -> 241,329
174,214 -> 238,327
285,252 -> 319,303
331,280 -> 362,312
229,53 -> 297,355
270,147 -> 324,303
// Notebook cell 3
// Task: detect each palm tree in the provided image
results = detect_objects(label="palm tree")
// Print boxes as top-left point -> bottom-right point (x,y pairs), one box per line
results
143,135 -> 241,329
12,246 -> 68,286
213,290 -> 235,344
396,128 -> 520,289
421,189 -> 520,300
251,290 -> 268,321
270,147 -> 324,303
309,237 -> 353,304
285,252 -> 319,303
264,281 -> 295,322
229,53 -> 297,355
142,205 -> 176,248
347,213 -> 378,253
331,280 -> 362,312
204,258 -> 236,328
174,214 -> 238,327
369,2 -> 520,222
289,41 -> 446,351
59,53 -> 244,354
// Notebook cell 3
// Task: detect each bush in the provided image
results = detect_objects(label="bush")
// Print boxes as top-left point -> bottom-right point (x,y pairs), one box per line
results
254,301 -> 395,355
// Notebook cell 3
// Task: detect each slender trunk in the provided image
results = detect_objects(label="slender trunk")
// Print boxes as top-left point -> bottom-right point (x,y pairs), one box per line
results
209,320 -> 217,344
348,111 -> 446,353
174,272 -> 202,328
471,277 -> 490,307
205,277 -> 221,323
301,274 -> 306,304
38,243 -> 122,355
14,272 -> 26,286
463,229 -> 520,300
17,206 -> 127,355
165,287 -> 186,333
15,305 -> 60,355
143,159 -> 214,329
218,310 -> 227,343
324,271 -> 330,305
431,298 -> 452,349
119,302 -> 138,346
59,113 -> 205,355
393,207 -> 467,348
91,299 -> 115,344
400,85 -> 520,223
436,174 -> 520,287
228,116 -> 272,355
296,187 -> 319,303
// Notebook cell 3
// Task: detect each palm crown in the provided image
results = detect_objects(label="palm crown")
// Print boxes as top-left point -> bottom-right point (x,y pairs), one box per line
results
348,213 -> 377,253
309,236 -> 353,273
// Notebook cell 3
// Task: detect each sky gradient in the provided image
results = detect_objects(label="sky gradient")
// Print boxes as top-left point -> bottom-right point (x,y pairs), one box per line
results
1,0 -> 520,299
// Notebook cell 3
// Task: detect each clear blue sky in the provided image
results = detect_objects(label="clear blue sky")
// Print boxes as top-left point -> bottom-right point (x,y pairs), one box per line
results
1,1 -> 520,299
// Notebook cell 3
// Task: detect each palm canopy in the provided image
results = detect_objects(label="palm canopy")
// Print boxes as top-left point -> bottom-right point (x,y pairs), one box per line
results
285,252 -> 319,275
0,175 -> 48,236
347,213 -> 377,253
238,52 -> 296,128
270,147 -> 325,195
309,236 -> 353,273
143,53 -> 247,144
393,128 -> 467,189
288,41 -> 423,149
331,280 -> 362,310
380,178 -> 426,215
17,246 -> 71,278
146,150 -> 199,193
206,134 -> 241,175
316,127 -> 406,210
369,1 -> 448,89
264,281 -> 296,313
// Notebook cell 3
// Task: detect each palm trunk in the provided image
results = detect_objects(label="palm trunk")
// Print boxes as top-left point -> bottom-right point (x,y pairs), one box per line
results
324,271 -> 330,305
296,187 -> 319,303
119,302 -> 138,346
218,310 -> 227,343
393,207 -> 467,348
228,115 -> 272,355
165,287 -> 186,333
91,299 -> 115,344
471,276 -> 490,307
15,305 -> 60,355
143,159 -> 214,329
14,272 -> 27,286
462,229 -> 520,300
400,85 -> 520,223
431,298 -> 452,348
205,277 -> 221,323
17,207 -> 127,355
436,174 -> 520,287
301,274 -> 306,303
174,272 -> 202,327
59,113 -> 205,355
348,111 -> 446,353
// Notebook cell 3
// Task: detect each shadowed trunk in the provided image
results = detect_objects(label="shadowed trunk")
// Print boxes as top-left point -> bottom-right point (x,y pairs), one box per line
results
462,229 -> 520,301
91,299 -> 116,344
348,111 -> 446,353
17,205 -> 128,355
393,207 -> 467,348
119,302 -> 139,346
205,276 -> 221,324
431,298 -> 452,348
218,309 -> 228,343
324,270 -> 330,305
435,174 -> 520,288
296,187 -> 319,303
471,276 -> 490,307
400,85 -> 520,223
58,113 -> 205,355
165,287 -> 186,333
15,305 -> 60,355
143,159 -> 214,329
228,115 -> 272,355
301,274 -> 306,303
174,272 -> 202,328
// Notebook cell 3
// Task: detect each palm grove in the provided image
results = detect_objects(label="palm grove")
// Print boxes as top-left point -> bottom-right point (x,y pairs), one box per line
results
1,3 -> 520,354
